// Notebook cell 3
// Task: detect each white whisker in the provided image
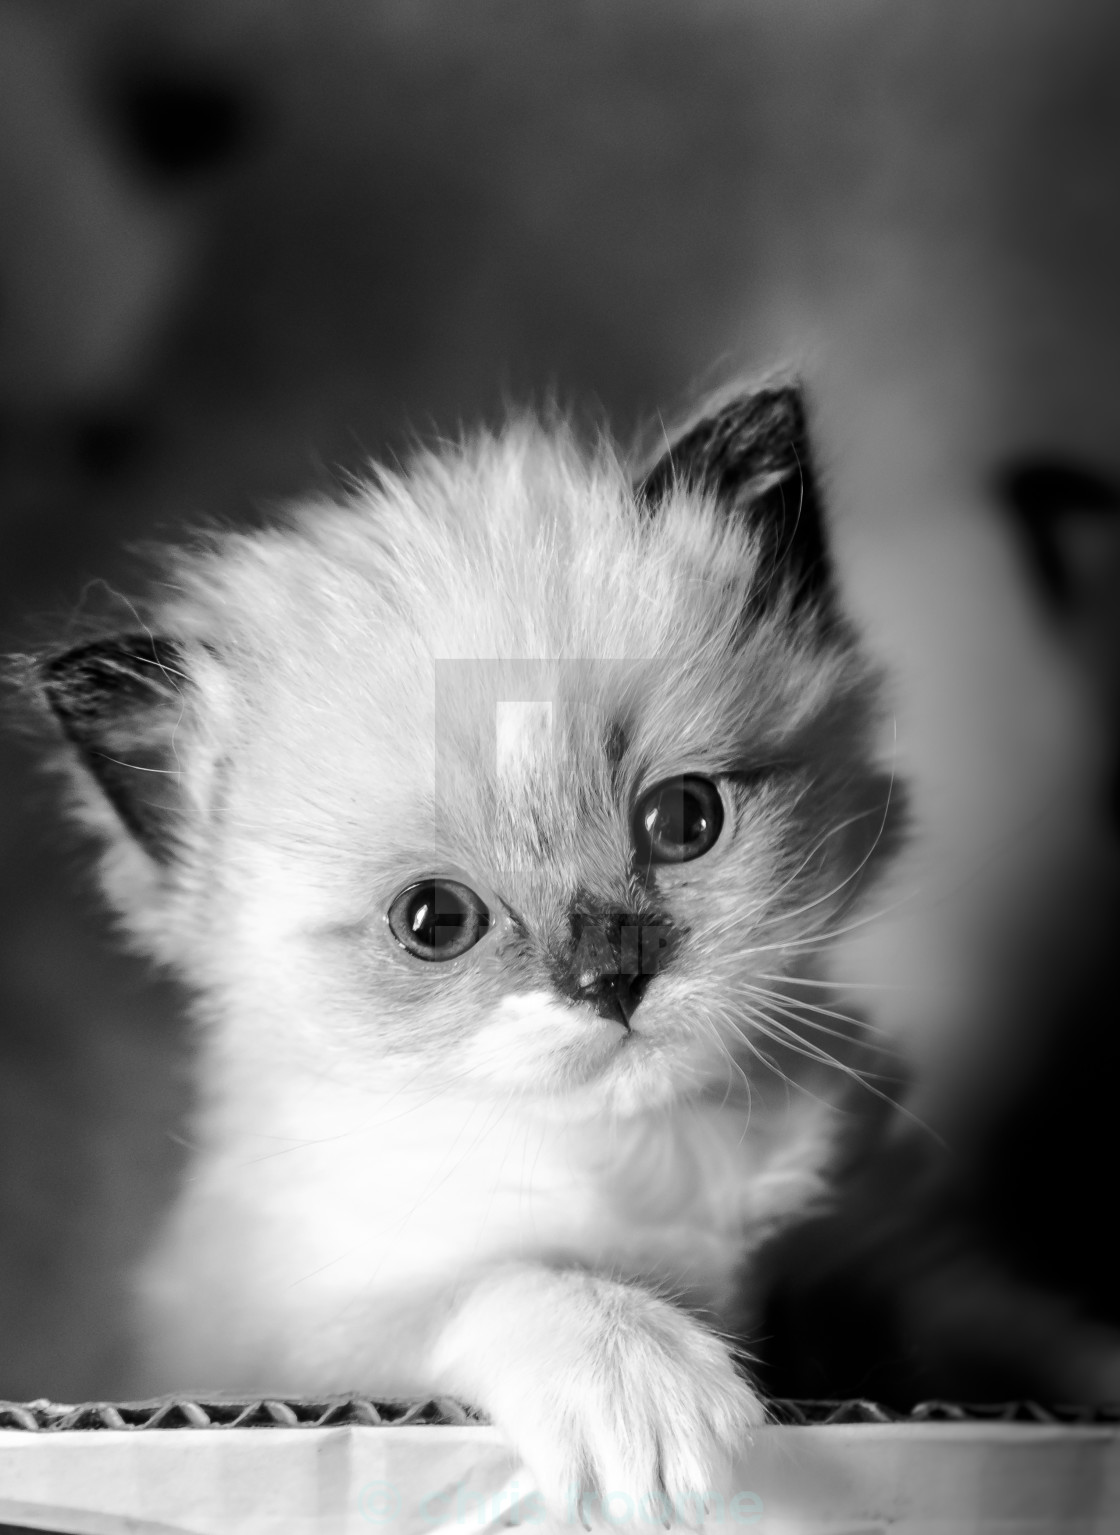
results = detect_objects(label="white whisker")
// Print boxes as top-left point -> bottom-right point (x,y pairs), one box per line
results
751,971 -> 907,993
736,889 -> 921,958
740,981 -> 890,1049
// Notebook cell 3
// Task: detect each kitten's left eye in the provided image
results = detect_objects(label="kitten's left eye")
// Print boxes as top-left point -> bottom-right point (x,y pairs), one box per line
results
633,776 -> 724,864
387,879 -> 491,961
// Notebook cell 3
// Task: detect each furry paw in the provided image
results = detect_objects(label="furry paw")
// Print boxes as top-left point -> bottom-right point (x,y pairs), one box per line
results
430,1266 -> 763,1528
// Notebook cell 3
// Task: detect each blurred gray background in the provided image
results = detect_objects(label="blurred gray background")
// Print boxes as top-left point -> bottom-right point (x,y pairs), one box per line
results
2,0 -> 1119,1401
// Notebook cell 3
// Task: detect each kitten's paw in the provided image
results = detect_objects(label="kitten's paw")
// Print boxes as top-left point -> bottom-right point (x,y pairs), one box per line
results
539,1293 -> 762,1530
431,1266 -> 763,1529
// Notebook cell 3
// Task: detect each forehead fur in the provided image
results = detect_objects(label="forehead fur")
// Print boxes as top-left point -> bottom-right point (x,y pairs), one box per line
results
169,421 -> 856,696
156,422 -> 871,899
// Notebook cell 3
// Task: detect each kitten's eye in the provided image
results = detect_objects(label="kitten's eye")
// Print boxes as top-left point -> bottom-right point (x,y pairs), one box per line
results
633,776 -> 724,864
387,879 -> 491,961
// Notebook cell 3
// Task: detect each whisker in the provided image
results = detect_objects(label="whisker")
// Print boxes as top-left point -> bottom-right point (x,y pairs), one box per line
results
741,980 -> 893,1040
748,799 -> 894,923
738,1002 -> 896,1085
738,731 -> 901,938
733,1032 -> 796,1096
727,1005 -> 938,1141
717,1010 -> 846,1118
735,890 -> 921,958
751,971 -> 907,993
701,1019 -> 755,1116
90,756 -> 183,776
739,982 -> 891,1048
738,1009 -> 900,1100
742,808 -> 894,939
710,1007 -> 792,1089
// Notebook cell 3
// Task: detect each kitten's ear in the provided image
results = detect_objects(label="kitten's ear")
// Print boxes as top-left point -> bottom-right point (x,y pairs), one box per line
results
996,457 -> 1120,612
637,383 -> 834,616
41,632 -> 202,863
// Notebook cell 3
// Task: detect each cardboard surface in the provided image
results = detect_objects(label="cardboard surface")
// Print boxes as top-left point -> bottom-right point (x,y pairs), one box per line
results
1,1421 -> 1119,1534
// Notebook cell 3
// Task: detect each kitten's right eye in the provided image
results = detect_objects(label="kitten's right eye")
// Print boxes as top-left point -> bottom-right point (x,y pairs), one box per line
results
633,775 -> 724,864
387,879 -> 491,961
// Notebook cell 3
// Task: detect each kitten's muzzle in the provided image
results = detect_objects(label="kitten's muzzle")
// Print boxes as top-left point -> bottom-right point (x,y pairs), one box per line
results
577,965 -> 648,1029
563,908 -> 675,1029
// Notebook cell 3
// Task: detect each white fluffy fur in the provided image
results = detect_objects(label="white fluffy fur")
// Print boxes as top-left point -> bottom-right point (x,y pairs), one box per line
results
49,419 -> 890,1523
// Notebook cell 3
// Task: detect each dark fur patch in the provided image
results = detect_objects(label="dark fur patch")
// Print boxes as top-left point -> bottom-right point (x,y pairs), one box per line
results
42,633 -> 193,861
602,719 -> 628,768
996,457 -> 1120,609
553,891 -> 678,992
105,65 -> 256,186
637,385 -> 836,622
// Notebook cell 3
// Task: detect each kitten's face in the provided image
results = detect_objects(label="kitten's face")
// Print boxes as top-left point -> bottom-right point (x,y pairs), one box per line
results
40,389 -> 894,1113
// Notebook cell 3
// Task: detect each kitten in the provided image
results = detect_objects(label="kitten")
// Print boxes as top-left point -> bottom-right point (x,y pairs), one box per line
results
35,383 -> 897,1521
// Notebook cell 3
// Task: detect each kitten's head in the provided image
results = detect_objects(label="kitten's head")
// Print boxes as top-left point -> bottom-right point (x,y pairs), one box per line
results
37,384 -> 899,1113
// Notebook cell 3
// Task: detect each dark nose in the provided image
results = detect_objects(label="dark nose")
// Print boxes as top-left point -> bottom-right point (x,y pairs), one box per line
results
576,967 -> 650,1029
566,905 -> 672,1028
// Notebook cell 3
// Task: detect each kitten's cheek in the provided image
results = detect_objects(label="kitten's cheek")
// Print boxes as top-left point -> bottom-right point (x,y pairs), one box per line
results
456,992 -> 625,1089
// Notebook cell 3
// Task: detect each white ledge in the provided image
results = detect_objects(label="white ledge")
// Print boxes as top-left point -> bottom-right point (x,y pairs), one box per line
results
0,1420 -> 1119,1534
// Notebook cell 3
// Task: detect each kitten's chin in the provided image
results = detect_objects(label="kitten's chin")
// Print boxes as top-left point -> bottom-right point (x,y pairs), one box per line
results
449,991 -> 691,1116
582,1040 -> 688,1115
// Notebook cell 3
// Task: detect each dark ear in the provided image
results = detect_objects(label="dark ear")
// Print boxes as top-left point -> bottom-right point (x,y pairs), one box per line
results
637,384 -> 834,618
42,633 -> 195,862
995,457 -> 1120,612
